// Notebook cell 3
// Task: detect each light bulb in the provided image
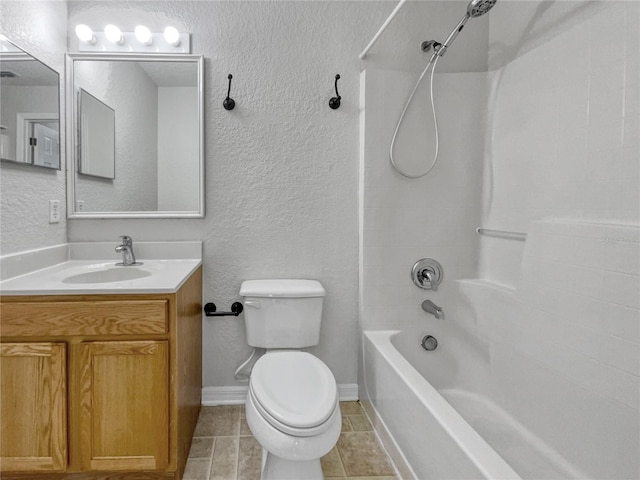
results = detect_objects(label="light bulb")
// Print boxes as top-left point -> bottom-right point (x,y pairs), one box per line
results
135,25 -> 152,46
75,24 -> 96,45
163,26 -> 181,46
104,24 -> 124,45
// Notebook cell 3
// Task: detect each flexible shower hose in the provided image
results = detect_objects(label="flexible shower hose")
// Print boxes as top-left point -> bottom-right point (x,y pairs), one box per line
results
389,54 -> 441,179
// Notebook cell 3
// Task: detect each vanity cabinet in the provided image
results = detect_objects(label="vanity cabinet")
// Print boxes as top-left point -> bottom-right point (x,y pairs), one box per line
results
80,340 -> 169,472
0,266 -> 202,480
0,342 -> 67,472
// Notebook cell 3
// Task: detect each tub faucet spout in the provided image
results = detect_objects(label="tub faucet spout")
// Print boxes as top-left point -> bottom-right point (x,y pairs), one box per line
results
422,300 -> 444,320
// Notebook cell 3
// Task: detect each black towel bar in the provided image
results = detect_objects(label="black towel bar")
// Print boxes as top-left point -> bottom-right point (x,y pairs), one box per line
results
204,302 -> 244,317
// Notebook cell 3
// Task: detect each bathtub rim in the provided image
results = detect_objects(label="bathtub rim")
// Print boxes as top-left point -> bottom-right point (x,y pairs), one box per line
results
363,329 -> 522,480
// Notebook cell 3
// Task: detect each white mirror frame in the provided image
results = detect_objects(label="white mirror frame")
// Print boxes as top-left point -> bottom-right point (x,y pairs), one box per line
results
66,53 -> 205,219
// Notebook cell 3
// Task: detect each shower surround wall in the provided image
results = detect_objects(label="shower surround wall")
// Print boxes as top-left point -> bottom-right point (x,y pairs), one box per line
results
481,0 -> 640,285
475,3 -> 640,475
359,1 -> 489,343
0,1 -> 68,255
64,0 -> 397,396
360,1 -> 639,478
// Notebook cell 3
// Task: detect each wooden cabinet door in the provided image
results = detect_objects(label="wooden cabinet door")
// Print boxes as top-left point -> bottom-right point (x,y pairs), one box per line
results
80,340 -> 169,471
0,342 -> 67,472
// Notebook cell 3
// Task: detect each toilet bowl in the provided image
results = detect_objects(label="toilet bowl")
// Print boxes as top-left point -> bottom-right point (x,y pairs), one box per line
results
239,279 -> 341,479
245,351 -> 342,480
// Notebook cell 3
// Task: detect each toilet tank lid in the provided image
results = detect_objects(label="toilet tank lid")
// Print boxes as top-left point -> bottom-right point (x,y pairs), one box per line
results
240,279 -> 325,298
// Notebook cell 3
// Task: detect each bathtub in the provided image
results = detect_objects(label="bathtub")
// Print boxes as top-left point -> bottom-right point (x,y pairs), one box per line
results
363,329 -> 593,480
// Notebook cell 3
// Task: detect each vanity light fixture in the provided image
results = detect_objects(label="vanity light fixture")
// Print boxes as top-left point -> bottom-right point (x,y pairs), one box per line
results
135,25 -> 153,46
164,26 -> 181,47
104,24 -> 124,45
76,24 -> 191,53
75,24 -> 96,45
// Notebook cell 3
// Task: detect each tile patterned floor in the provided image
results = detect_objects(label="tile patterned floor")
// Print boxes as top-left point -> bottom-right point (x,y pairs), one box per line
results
183,401 -> 398,480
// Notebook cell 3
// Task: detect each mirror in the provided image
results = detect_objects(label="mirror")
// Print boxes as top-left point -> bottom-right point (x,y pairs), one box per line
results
0,37 -> 61,169
77,88 -> 115,179
66,53 -> 204,218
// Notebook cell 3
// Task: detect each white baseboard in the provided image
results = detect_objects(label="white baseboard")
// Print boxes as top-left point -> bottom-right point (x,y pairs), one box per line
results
338,383 -> 359,401
202,384 -> 359,406
201,386 -> 248,406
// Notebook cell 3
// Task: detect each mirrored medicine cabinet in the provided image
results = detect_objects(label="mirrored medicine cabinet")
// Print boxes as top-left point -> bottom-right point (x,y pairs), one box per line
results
66,53 -> 204,218
0,37 -> 61,170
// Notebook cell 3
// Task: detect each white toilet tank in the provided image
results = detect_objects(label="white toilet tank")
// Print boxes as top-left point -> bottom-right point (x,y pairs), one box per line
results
240,279 -> 326,349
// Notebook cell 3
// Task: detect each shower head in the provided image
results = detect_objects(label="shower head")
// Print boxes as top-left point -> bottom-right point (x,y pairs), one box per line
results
467,0 -> 497,18
430,0 -> 497,59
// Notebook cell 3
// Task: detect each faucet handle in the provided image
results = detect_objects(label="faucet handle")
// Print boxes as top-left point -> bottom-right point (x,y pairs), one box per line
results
411,258 -> 443,291
119,235 -> 133,245
422,269 -> 438,292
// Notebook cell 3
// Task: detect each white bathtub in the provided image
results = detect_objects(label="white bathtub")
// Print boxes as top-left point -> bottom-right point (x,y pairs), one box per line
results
363,329 -> 595,480
363,329 -> 519,480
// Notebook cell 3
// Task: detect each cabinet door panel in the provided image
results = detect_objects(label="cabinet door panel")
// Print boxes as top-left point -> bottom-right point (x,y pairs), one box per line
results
0,343 -> 67,472
80,340 -> 169,471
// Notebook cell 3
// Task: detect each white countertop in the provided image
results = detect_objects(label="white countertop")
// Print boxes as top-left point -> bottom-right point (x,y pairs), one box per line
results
0,241 -> 202,296
0,259 -> 202,295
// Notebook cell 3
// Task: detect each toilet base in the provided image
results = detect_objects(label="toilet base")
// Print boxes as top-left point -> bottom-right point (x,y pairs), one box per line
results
261,448 -> 324,480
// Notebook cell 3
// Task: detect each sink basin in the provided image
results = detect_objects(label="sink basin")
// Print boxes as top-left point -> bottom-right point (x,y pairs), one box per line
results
1,253 -> 202,295
62,267 -> 152,284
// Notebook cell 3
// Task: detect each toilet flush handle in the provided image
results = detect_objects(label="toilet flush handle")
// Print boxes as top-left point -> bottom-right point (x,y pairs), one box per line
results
244,300 -> 261,308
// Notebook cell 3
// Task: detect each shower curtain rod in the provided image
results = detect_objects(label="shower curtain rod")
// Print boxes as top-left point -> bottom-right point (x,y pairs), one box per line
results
359,0 -> 407,60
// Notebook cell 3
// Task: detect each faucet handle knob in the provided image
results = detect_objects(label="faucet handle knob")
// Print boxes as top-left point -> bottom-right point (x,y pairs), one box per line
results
411,258 -> 443,291
421,269 -> 438,292
119,235 -> 133,245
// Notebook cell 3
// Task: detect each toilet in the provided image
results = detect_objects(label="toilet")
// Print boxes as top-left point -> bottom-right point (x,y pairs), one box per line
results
240,279 -> 341,480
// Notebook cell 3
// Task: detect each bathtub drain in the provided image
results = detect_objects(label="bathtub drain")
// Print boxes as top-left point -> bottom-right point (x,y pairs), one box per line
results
420,335 -> 438,351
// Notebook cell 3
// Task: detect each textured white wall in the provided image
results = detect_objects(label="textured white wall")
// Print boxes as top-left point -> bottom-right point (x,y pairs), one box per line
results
480,0 -> 639,285
74,60 -> 158,212
0,0 -> 67,255
65,0 -> 398,388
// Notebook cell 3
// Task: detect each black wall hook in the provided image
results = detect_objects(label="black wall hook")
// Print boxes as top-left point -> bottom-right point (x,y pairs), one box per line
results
223,74 -> 235,111
204,302 -> 244,317
329,74 -> 341,110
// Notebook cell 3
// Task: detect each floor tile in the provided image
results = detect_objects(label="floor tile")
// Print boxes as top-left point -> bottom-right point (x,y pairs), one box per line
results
183,458 -> 210,480
341,415 -> 353,432
347,414 -> 373,432
195,406 -> 241,437
238,436 -> 262,480
189,437 -> 214,458
321,446 -> 346,477
337,432 -> 396,477
240,416 -> 252,436
210,437 -> 239,480
340,401 -> 363,415
189,402 -> 397,480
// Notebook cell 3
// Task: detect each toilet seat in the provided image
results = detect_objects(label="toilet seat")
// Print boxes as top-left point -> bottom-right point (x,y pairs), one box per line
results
249,351 -> 338,437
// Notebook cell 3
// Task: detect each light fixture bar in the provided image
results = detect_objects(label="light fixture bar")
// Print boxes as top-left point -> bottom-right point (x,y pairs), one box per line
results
78,31 -> 190,53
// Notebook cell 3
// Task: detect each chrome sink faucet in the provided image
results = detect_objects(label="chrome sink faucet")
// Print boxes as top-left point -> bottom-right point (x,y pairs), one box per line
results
422,300 -> 444,320
115,236 -> 142,266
